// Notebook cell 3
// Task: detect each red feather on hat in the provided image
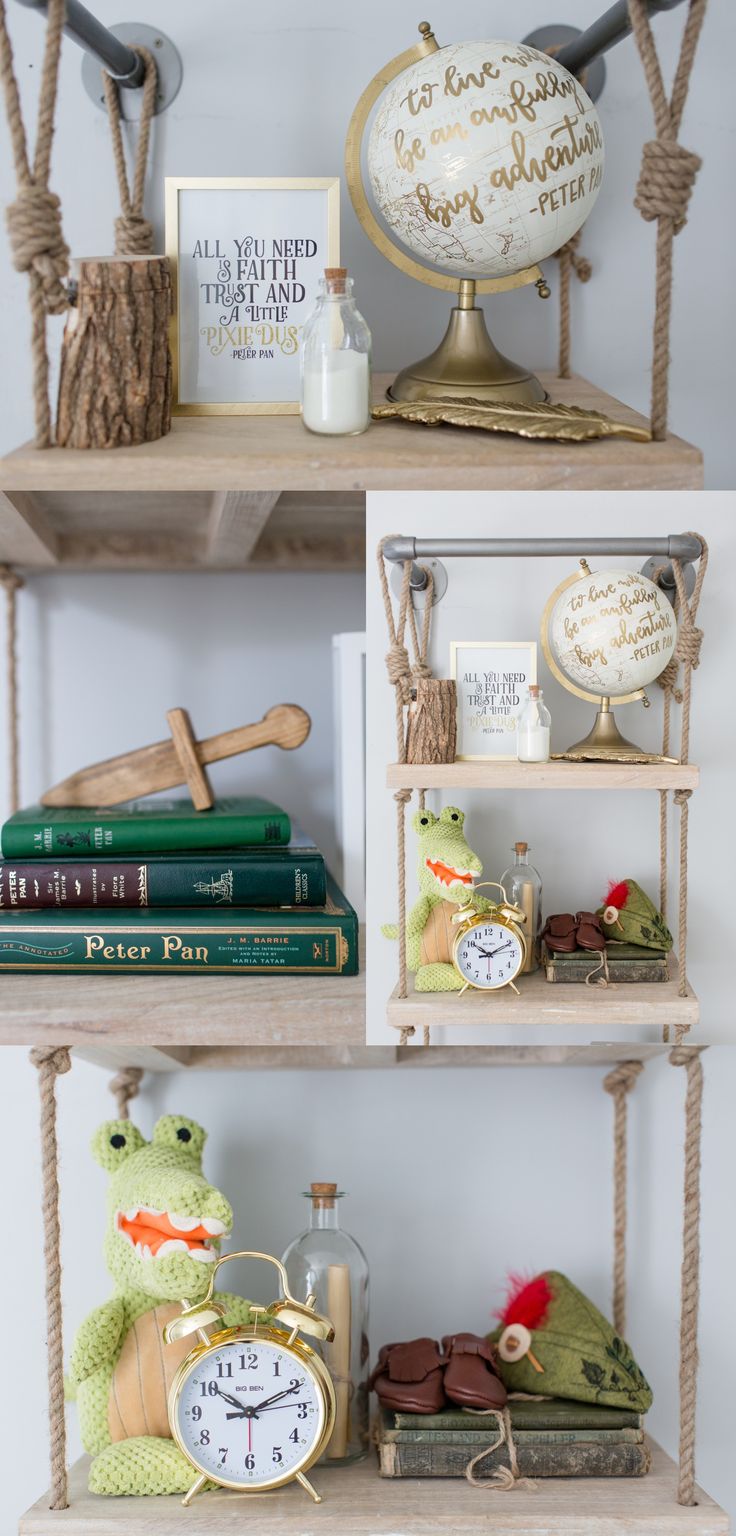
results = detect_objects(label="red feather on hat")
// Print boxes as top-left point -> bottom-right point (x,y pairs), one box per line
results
495,1273 -> 553,1331
605,880 -> 630,911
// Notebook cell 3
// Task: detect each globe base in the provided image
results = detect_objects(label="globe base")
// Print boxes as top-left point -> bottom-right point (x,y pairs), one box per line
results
387,301 -> 547,407
555,702 -> 677,764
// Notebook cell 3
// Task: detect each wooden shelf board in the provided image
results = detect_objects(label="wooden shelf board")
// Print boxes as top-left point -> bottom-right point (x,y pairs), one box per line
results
0,489 -> 364,572
387,761 -> 700,792
387,955 -> 698,1032
69,1042 -> 681,1072
18,1444 -> 728,1534
0,374 -> 702,495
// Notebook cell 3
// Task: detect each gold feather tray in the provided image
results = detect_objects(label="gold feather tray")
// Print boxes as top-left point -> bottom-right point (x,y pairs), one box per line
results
372,397 -> 651,443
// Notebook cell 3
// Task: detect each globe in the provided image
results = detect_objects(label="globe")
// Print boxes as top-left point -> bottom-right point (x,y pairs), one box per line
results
546,567 -> 677,700
367,38 -> 604,281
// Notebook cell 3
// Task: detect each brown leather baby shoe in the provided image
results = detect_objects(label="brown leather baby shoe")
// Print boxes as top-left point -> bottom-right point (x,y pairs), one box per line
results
441,1333 -> 507,1409
575,911 -> 605,950
541,913 -> 577,953
369,1338 -> 446,1414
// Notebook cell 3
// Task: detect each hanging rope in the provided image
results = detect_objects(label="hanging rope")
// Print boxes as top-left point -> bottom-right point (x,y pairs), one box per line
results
669,1045 -> 703,1505
553,231 -> 592,379
377,540 -> 437,1046
628,0 -> 708,439
30,1045 -> 72,1511
101,47 -> 158,256
0,564 -> 23,813
0,0 -> 69,447
603,1061 -> 644,1337
655,534 -> 708,1001
109,1066 -> 143,1120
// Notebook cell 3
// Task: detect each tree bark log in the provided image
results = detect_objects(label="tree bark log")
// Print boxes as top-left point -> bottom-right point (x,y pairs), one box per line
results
406,679 -> 457,764
56,256 -> 172,449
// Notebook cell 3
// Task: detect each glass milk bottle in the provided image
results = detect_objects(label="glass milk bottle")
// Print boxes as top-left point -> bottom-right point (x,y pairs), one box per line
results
282,1183 -> 369,1465
517,685 -> 551,762
500,843 -> 543,973
300,268 -> 372,435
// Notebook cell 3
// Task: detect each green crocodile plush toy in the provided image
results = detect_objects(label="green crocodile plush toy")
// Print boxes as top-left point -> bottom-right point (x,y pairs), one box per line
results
67,1114 -> 252,1497
383,805 -> 492,992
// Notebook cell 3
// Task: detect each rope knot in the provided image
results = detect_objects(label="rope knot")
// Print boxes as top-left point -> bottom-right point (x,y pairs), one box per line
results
674,788 -> 692,808
603,1061 -> 644,1096
676,622 -> 703,672
30,1046 -> 72,1076
668,1044 -> 702,1068
411,659 -> 433,681
656,656 -> 682,700
635,138 -> 701,233
110,1066 -> 143,1118
555,231 -> 592,283
394,788 -> 412,806
113,211 -> 154,256
385,641 -> 411,696
5,185 -> 69,312
0,564 -> 24,595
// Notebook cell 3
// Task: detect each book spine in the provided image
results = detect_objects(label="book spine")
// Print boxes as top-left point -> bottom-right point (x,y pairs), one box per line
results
392,1408 -> 642,1431
0,913 -> 358,974
378,1439 -> 652,1479
546,959 -> 668,984
381,1426 -> 644,1446
0,855 -> 326,910
0,811 -> 291,858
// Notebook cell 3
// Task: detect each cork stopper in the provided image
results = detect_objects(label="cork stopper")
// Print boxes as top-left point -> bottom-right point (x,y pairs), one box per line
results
514,842 -> 529,855
310,1181 -> 338,1209
528,685 -> 541,698
324,267 -> 348,293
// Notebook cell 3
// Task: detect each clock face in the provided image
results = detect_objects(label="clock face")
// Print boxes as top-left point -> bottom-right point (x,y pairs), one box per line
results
174,1336 -> 326,1489
454,920 -> 524,989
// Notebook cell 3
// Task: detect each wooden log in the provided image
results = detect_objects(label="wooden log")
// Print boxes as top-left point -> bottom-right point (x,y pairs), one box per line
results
56,256 -> 172,449
406,679 -> 457,764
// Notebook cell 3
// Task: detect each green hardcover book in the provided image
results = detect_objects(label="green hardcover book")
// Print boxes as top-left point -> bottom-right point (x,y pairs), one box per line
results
543,943 -> 668,984
0,838 -> 326,910
381,1418 -> 643,1448
378,1438 -> 652,1479
0,797 -> 291,859
391,1401 -> 643,1432
0,874 -> 358,975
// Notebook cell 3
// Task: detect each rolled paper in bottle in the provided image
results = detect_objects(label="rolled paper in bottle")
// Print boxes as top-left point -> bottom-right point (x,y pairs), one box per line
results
518,880 -> 537,974
326,1263 -> 352,1458
302,351 -> 370,435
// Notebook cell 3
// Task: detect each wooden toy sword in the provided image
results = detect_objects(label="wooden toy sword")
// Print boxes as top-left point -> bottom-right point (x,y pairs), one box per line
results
41,704 -> 311,810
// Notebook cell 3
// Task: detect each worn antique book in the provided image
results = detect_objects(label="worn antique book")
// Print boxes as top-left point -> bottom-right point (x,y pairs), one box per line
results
381,1420 -> 643,1448
0,875 -> 358,974
543,942 -> 669,984
390,1400 -> 643,1432
377,1438 -> 652,1479
0,837 -> 326,910
0,797 -> 291,859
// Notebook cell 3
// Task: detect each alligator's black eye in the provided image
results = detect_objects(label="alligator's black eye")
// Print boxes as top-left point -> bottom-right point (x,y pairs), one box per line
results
110,1133 -> 126,1149
177,1127 -> 192,1143
420,816 -> 429,825
451,813 -> 459,821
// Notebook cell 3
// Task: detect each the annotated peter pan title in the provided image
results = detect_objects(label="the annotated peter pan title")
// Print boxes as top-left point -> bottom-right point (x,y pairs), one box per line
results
190,235 -> 318,364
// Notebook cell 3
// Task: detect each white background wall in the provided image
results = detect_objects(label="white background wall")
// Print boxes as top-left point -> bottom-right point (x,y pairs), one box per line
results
0,0 -> 734,481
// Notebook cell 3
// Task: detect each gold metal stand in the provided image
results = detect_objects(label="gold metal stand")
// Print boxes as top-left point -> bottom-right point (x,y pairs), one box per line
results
554,697 -> 677,764
388,280 -> 548,406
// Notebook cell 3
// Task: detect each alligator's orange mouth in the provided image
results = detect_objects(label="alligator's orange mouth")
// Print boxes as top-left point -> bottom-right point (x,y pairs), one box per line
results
425,857 -> 475,888
115,1207 -> 229,1263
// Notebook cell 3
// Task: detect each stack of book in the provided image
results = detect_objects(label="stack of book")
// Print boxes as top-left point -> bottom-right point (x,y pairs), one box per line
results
0,797 -> 359,975
543,942 -> 669,985
376,1399 -> 651,1479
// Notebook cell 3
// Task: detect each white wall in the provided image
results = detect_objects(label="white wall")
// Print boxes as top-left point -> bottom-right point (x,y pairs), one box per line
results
0,0 -> 734,483
367,492 -> 736,1045
3,1048 -> 736,1526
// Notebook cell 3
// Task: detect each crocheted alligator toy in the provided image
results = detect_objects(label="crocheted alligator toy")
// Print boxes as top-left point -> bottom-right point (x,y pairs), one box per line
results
384,805 -> 493,991
67,1114 -> 251,1497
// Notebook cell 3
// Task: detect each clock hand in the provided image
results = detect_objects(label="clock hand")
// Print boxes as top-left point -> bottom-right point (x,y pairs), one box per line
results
225,1382 -> 303,1421
212,1385 -> 254,1414
255,1382 -> 304,1412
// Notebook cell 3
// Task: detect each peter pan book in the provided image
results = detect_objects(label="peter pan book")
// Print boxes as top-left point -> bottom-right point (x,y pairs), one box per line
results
0,834 -> 326,910
0,797 -> 290,859
0,875 -> 358,974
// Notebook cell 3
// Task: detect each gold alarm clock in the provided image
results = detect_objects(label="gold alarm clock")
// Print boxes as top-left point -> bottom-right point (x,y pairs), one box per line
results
164,1251 -> 336,1507
451,882 -> 528,994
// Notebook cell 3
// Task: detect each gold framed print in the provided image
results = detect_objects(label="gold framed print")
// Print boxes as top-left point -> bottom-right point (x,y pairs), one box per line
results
165,176 -> 340,415
450,640 -> 538,761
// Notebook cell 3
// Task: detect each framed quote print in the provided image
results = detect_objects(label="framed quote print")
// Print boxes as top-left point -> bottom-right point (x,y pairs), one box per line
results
165,176 -> 340,415
450,641 -> 538,761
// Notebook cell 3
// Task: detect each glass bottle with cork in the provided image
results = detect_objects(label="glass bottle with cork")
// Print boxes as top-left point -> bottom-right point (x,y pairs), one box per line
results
282,1182 -> 369,1465
300,268 -> 372,435
517,684 -> 551,762
500,843 -> 543,973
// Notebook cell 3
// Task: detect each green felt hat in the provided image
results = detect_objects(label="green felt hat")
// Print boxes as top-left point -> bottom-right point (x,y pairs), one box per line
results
598,879 -> 673,952
489,1271 -> 653,1412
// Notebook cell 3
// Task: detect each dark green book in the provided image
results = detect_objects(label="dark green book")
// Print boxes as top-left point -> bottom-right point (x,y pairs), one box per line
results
378,1438 -> 651,1479
0,837 -> 326,910
0,874 -> 358,974
381,1417 -> 643,1448
0,797 -> 291,859
543,943 -> 668,984
391,1401 -> 643,1432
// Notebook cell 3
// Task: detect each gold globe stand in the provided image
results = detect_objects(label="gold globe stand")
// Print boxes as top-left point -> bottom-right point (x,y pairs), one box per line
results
345,23 -> 551,406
